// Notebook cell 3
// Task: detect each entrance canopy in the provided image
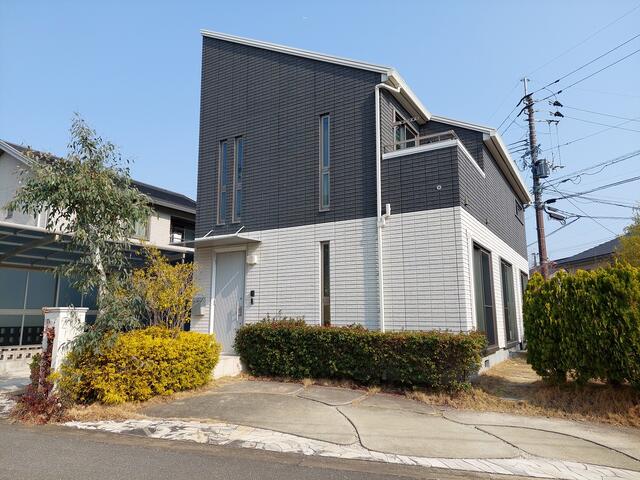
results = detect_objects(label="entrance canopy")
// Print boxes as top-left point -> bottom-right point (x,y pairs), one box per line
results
0,220 -> 193,270
188,232 -> 261,248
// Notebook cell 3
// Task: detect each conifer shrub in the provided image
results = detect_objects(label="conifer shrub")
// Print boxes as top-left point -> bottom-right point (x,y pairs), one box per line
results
524,264 -> 640,387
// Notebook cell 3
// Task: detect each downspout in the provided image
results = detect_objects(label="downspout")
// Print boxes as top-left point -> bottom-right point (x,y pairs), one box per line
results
375,81 -> 401,333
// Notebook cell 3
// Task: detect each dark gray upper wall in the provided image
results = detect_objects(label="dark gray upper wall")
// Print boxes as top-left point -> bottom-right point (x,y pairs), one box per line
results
196,36 -> 381,237
459,147 -> 527,257
380,113 -> 527,257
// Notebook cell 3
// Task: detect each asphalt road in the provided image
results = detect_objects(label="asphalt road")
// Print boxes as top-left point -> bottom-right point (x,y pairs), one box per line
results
0,422 -> 527,480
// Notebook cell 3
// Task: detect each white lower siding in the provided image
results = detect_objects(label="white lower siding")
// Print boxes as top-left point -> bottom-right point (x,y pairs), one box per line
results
192,206 -> 528,352
382,207 -> 467,331
459,208 -> 529,348
192,217 -> 380,332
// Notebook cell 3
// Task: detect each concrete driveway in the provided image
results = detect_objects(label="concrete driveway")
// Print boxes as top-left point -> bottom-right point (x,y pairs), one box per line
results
134,379 -> 640,477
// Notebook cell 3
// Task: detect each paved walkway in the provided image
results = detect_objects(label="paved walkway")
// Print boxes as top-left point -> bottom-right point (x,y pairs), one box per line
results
67,379 -> 640,479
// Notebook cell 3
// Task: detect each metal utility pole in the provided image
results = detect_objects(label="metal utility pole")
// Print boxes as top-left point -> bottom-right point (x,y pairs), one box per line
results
522,78 -> 549,278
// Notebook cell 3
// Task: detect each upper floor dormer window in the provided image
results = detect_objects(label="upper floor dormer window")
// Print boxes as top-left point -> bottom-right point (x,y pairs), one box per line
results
217,140 -> 229,225
319,114 -> 330,211
394,111 -> 417,150
232,137 -> 244,223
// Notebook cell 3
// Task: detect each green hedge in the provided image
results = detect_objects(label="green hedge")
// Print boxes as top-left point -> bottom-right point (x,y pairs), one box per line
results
60,326 -> 221,404
524,264 -> 640,387
234,321 -> 486,390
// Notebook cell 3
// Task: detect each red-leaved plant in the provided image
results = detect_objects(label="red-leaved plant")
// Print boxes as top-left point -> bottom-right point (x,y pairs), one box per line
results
12,325 -> 66,423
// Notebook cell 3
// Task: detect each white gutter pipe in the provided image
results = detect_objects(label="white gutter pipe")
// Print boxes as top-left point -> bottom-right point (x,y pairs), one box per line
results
375,82 -> 401,333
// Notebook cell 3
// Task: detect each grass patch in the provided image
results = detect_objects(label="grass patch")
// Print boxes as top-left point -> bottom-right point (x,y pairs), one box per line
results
408,354 -> 640,428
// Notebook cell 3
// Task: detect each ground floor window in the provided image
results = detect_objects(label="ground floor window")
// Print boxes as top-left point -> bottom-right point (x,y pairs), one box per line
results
501,260 -> 518,343
321,241 -> 330,326
0,267 -> 97,346
472,244 -> 497,347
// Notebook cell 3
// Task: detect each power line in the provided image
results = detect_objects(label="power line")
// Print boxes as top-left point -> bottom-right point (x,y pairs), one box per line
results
548,175 -> 640,201
532,32 -> 640,96
537,46 -> 640,102
487,80 -> 522,122
541,117 -> 640,152
562,105 -> 640,123
546,184 -> 618,235
573,195 -> 638,209
563,115 -> 640,133
543,150 -> 640,186
526,3 -> 640,76
527,218 -> 578,247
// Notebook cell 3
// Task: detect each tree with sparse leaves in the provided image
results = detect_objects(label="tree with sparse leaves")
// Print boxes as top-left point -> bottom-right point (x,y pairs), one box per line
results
7,115 -> 151,316
131,247 -> 197,330
616,213 -> 640,267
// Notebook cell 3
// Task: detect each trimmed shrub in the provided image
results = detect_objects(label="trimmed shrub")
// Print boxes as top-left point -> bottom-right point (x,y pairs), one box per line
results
524,264 -> 640,387
235,321 -> 486,390
60,327 -> 221,404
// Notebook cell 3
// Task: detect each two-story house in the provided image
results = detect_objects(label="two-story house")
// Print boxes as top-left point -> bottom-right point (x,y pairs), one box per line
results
190,31 -> 530,366
0,140 -> 195,370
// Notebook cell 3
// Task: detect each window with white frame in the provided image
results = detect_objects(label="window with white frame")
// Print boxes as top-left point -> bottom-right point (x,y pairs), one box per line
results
232,137 -> 244,223
217,140 -> 229,225
393,111 -> 417,150
319,114 -> 330,211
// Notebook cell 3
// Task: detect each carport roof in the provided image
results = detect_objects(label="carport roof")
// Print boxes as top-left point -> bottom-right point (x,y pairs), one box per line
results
0,221 -> 193,270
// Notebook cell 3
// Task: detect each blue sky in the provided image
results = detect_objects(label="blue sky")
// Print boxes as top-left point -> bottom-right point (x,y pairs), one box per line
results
1,1 -> 639,264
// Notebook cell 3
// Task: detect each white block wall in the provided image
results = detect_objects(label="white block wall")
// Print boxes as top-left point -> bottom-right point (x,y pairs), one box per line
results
191,217 -> 380,334
382,207 -> 468,331
382,206 -> 528,349
192,206 -> 528,352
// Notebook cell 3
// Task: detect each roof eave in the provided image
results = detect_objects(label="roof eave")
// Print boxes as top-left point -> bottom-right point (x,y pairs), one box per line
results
484,132 -> 532,204
0,140 -> 34,167
384,70 -> 432,124
200,29 -> 391,74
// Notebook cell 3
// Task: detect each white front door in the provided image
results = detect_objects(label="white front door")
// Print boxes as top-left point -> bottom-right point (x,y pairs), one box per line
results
213,251 -> 245,353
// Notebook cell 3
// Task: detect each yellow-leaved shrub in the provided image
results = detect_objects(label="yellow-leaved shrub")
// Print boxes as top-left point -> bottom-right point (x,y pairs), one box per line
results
60,327 -> 221,404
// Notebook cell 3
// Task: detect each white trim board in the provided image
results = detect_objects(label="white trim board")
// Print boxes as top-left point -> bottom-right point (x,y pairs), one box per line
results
382,139 -> 485,178
200,30 -> 391,74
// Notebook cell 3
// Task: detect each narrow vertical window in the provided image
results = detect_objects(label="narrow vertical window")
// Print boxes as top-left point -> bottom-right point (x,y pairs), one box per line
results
232,137 -> 244,223
217,140 -> 229,225
501,260 -> 518,343
321,241 -> 331,326
473,244 -> 497,347
319,114 -> 330,211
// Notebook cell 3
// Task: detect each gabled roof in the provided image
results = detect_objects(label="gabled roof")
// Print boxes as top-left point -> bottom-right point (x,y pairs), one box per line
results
0,140 -> 196,215
200,30 -> 530,204
555,237 -> 620,265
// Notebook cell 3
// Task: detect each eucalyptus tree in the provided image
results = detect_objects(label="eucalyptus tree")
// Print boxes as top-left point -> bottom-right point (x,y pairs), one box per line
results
8,115 -> 152,316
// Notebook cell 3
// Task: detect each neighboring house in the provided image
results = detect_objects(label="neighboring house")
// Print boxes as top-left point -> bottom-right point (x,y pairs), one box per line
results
190,31 -> 531,366
549,237 -> 620,274
0,139 -> 195,354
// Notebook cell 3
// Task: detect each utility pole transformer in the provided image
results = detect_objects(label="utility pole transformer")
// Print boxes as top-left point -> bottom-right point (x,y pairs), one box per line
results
522,78 -> 549,278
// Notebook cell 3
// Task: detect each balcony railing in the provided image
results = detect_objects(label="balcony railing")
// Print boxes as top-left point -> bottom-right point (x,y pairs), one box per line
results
383,129 -> 459,154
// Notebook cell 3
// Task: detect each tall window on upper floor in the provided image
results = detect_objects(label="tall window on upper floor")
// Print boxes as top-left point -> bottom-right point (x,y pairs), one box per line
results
217,140 -> 229,225
319,114 -> 330,211
394,111 -> 417,150
500,259 -> 518,344
473,243 -> 497,348
232,137 -> 244,223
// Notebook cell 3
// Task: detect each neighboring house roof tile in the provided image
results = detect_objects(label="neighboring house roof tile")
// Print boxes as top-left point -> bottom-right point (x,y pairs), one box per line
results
0,140 -> 195,215
555,237 -> 620,265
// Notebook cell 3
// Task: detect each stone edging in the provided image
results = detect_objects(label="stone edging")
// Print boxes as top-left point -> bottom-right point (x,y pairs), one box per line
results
65,418 -> 640,480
